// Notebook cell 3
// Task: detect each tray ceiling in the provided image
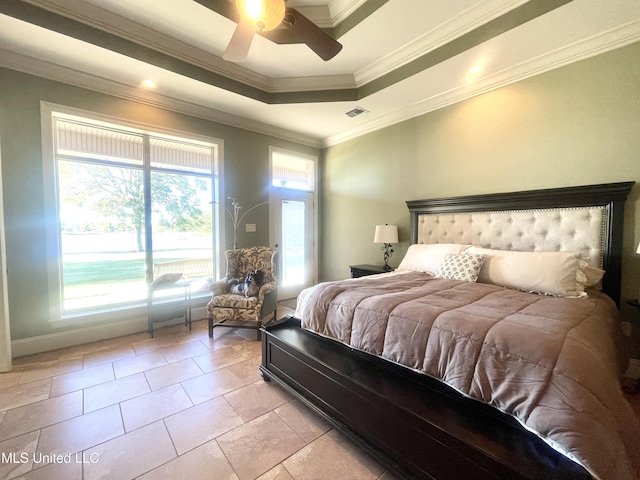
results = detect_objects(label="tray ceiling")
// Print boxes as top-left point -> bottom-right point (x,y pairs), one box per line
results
0,0 -> 639,147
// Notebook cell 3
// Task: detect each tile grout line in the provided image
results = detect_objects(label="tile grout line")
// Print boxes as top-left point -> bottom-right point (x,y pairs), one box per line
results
1,306 -> 326,480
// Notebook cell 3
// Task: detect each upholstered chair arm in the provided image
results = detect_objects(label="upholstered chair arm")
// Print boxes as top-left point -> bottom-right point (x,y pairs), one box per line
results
258,281 -> 278,320
256,281 -> 276,302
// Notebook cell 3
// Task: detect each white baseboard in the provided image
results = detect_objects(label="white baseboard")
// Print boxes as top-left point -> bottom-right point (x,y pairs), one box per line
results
11,306 -> 207,358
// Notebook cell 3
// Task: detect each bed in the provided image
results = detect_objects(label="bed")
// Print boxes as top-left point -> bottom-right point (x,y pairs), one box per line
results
260,182 -> 639,480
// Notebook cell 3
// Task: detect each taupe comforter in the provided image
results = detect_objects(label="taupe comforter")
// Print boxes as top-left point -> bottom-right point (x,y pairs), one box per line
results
296,271 -> 640,480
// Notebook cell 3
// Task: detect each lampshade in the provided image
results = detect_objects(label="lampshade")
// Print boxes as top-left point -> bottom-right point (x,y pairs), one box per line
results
374,224 -> 398,244
236,0 -> 285,31
637,241 -> 640,255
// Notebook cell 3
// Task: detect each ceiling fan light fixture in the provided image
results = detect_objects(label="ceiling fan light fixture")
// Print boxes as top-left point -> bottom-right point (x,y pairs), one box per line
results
236,0 -> 285,32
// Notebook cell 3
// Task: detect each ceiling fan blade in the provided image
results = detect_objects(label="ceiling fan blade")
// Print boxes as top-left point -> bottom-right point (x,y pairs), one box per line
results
283,7 -> 342,61
223,19 -> 254,63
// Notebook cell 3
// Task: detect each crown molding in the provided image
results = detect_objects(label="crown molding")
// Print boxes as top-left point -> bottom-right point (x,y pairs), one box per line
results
22,0 -> 277,89
14,0 -> 541,97
324,20 -> 640,147
3,4 -> 638,150
328,0 -> 369,26
0,49 -> 323,148
19,0 -> 358,94
354,0 -> 529,86
4,17 -> 637,151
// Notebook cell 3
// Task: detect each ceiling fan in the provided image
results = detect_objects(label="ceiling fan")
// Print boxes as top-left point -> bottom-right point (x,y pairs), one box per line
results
223,0 -> 343,62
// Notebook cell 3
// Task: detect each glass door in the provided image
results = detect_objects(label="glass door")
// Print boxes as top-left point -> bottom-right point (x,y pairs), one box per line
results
270,148 -> 317,300
273,188 -> 314,299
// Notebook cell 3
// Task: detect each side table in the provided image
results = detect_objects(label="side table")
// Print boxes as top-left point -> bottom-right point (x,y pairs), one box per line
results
623,299 -> 640,393
349,264 -> 391,278
148,280 -> 192,338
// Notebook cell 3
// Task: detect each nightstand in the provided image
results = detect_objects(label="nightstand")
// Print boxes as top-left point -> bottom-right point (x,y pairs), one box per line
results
623,299 -> 640,393
626,299 -> 640,335
349,264 -> 390,278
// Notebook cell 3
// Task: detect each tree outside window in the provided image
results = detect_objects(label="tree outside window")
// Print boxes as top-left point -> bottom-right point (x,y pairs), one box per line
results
53,116 -> 218,314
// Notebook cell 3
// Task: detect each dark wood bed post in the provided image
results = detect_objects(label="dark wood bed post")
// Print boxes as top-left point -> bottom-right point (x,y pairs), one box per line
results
407,181 -> 634,305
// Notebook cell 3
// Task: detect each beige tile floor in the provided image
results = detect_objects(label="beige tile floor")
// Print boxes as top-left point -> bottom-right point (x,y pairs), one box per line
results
0,305 -> 400,480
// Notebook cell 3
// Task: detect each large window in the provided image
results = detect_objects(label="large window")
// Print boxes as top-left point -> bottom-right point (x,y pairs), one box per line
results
44,107 -> 222,323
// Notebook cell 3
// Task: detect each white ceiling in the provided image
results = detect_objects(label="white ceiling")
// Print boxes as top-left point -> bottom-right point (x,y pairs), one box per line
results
1,0 -> 639,147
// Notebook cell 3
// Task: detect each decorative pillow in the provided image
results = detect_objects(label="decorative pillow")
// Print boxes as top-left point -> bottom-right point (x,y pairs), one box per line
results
583,264 -> 605,287
435,253 -> 486,283
397,243 -> 470,275
150,272 -> 183,287
466,246 -> 588,297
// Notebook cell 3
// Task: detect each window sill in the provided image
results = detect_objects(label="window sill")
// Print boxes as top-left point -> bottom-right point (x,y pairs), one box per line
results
50,303 -> 148,329
50,291 -> 211,329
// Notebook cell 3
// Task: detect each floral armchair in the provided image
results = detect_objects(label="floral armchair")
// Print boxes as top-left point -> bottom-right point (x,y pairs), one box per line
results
207,246 -> 278,340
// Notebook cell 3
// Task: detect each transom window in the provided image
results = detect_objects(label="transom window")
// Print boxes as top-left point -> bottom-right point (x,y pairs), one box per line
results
271,150 -> 315,191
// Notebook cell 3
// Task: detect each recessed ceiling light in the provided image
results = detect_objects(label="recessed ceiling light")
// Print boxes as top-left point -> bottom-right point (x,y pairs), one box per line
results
142,79 -> 157,88
469,66 -> 482,75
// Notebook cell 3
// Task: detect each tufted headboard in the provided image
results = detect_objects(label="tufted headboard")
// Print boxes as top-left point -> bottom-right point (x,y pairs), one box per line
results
406,182 -> 634,304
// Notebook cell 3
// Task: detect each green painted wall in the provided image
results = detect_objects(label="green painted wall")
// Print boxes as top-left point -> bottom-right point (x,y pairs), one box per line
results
2,41 -> 640,343
0,68 -> 319,340
321,42 -> 640,313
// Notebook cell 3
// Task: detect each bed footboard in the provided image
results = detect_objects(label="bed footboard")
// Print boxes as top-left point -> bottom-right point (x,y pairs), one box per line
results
260,316 -> 592,480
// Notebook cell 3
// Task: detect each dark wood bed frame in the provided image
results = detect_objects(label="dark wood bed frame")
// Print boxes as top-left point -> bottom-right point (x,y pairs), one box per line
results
260,182 -> 634,480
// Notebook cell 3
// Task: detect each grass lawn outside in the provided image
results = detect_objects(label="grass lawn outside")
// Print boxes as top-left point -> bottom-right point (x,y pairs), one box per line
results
61,231 -> 214,311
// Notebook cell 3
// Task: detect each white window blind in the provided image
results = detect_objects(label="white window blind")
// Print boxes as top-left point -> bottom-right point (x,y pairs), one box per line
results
150,137 -> 213,173
55,120 -> 214,173
272,151 -> 314,191
56,120 -> 143,165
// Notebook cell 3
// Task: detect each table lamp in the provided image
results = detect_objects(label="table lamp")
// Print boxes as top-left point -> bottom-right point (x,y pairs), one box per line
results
374,224 -> 398,271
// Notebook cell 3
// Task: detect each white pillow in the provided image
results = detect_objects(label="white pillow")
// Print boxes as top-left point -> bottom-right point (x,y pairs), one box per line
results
397,243 -> 470,275
435,253 -> 486,283
466,246 -> 588,297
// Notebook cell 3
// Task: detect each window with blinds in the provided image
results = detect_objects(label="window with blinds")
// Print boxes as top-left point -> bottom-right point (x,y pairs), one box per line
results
272,150 -> 314,191
47,111 -> 220,320
55,119 -> 215,173
56,120 -> 143,165
150,138 -> 213,174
